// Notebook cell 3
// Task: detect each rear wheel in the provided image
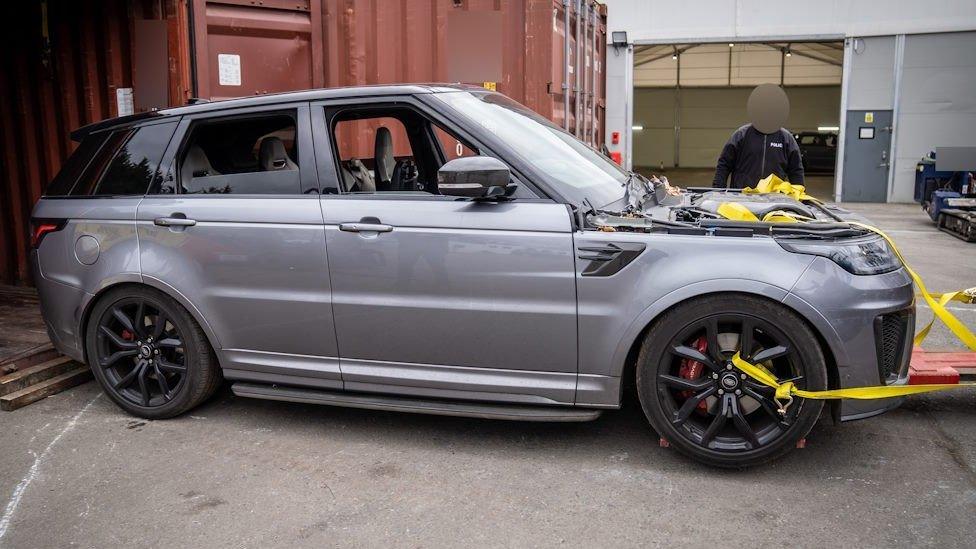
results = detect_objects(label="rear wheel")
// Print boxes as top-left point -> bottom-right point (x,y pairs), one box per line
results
85,286 -> 220,419
636,294 -> 827,468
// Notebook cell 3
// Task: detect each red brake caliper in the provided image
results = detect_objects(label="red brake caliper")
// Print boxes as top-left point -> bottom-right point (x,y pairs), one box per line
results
121,330 -> 134,341
678,335 -> 709,413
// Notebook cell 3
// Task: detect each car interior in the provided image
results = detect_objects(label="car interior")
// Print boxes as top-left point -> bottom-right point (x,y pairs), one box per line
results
330,107 -> 478,195
178,113 -> 300,194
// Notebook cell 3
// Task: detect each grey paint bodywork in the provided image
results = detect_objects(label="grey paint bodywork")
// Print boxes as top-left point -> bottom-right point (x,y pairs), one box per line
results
32,85 -> 914,422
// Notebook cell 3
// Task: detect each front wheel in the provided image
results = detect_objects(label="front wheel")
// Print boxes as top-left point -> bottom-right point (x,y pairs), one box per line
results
636,294 -> 828,468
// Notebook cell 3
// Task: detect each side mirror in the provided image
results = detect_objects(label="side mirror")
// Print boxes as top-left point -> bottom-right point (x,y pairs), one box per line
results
437,157 -> 514,198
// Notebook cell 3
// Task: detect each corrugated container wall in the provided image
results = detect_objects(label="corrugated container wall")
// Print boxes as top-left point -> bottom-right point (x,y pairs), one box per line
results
0,0 -> 191,286
0,0 -> 606,287
191,0 -> 606,144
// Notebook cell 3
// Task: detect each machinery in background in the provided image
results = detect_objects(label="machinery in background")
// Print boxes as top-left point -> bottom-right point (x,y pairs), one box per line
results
914,150 -> 976,242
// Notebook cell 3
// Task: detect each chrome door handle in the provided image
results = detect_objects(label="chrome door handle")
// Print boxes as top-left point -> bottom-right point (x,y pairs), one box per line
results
154,217 -> 197,227
339,223 -> 393,233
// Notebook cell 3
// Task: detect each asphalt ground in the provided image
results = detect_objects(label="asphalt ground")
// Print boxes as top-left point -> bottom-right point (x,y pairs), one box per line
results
0,203 -> 974,548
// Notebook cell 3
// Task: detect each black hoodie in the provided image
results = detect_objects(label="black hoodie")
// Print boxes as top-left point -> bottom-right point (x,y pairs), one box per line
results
712,124 -> 804,189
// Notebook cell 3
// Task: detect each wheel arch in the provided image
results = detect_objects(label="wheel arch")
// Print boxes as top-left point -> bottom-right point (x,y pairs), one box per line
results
78,278 -> 223,365
614,285 -> 842,407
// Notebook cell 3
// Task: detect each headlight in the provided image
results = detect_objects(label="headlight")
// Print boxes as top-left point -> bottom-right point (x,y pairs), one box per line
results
778,236 -> 902,275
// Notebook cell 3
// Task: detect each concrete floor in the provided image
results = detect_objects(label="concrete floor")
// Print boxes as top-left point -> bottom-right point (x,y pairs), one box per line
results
1,203 -> 974,548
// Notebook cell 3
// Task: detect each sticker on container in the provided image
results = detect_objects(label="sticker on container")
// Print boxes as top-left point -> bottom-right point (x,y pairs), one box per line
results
864,112 -> 874,123
218,54 -> 242,86
116,88 -> 134,116
482,82 -> 496,91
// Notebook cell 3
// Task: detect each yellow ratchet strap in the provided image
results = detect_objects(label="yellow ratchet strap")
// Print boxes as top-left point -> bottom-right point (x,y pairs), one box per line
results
715,179 -> 976,351
730,352 -> 970,413
845,222 -> 976,351
742,174 -> 820,203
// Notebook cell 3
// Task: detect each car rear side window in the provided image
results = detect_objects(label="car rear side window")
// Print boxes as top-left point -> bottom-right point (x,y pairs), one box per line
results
91,121 -> 178,196
43,132 -> 113,196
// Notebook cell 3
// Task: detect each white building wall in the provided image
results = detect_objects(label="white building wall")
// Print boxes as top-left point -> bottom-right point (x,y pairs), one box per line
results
892,31 -> 976,202
602,0 -> 976,43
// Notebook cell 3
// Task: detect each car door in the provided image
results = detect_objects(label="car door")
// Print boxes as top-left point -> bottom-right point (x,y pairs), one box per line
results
136,103 -> 341,389
310,97 -> 579,405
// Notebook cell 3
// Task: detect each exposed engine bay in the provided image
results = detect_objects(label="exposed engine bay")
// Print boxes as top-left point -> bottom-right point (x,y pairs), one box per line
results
583,173 -> 872,239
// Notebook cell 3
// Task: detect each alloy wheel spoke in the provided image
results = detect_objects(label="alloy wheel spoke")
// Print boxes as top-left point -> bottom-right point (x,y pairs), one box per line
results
704,318 -> 724,364
672,386 -> 716,426
136,363 -> 151,406
153,364 -> 171,399
152,313 -> 168,339
660,374 -> 713,391
156,357 -> 186,374
739,319 -> 755,361
114,361 -> 144,390
700,396 -> 729,447
99,325 -> 137,349
752,345 -> 790,364
671,345 -> 720,373
743,385 -> 791,427
134,301 -> 146,338
112,307 -> 136,334
729,396 -> 761,448
100,349 -> 139,369
156,337 -> 182,348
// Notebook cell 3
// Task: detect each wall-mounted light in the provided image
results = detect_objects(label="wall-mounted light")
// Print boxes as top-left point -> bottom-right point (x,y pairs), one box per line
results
817,126 -> 840,132
611,31 -> 628,49
785,48 -> 792,57
632,125 -> 645,131
671,53 -> 678,60
728,43 -> 734,48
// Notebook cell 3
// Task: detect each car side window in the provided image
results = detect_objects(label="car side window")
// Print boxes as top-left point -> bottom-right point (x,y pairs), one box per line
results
175,111 -> 300,195
64,130 -> 131,196
91,121 -> 178,196
328,107 -> 481,195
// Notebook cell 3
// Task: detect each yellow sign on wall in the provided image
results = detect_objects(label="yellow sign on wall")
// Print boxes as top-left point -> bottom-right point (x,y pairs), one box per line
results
865,112 -> 874,123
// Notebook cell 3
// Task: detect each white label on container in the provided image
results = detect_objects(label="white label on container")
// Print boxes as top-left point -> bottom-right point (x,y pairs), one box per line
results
116,87 -> 134,116
218,54 -> 242,86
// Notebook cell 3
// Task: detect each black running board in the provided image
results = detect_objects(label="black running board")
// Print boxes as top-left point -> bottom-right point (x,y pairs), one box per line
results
231,383 -> 603,422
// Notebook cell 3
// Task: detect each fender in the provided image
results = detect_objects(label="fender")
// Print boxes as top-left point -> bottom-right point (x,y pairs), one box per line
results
607,278 -> 848,381
77,274 -> 224,364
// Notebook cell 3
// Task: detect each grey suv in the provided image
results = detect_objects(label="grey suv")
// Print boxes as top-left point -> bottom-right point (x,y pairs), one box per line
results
31,85 -> 914,467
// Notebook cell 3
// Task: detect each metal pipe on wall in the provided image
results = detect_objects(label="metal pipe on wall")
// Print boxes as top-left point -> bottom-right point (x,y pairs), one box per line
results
563,0 -> 570,130
591,2 -> 598,145
575,0 -> 582,137
581,1 -> 588,143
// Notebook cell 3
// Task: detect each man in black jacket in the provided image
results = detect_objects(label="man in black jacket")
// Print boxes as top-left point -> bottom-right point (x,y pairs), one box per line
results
712,84 -> 804,189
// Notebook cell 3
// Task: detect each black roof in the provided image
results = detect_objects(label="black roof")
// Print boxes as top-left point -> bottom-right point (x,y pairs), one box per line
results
71,83 -> 482,141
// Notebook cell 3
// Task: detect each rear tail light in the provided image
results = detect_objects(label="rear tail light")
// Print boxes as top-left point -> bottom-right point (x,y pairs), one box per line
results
30,219 -> 66,249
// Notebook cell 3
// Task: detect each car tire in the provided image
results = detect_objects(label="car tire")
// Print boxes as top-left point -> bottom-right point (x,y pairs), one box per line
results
635,294 -> 828,468
85,285 -> 221,419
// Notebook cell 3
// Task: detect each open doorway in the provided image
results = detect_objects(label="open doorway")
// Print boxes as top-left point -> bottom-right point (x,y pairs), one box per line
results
630,41 -> 843,199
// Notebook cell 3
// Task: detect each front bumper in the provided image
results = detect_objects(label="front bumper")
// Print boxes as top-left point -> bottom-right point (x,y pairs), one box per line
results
784,257 -> 915,421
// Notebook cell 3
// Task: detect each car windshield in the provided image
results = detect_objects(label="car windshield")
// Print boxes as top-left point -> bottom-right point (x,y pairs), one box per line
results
432,91 -> 629,208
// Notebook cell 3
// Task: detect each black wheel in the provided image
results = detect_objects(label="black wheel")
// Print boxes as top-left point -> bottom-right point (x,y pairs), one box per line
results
636,294 -> 827,468
85,286 -> 221,419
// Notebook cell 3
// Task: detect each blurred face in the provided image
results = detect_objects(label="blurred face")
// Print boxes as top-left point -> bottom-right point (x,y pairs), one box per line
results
747,84 -> 790,134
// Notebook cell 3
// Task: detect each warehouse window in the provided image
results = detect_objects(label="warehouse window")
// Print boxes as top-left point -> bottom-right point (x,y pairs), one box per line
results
174,112 -> 299,195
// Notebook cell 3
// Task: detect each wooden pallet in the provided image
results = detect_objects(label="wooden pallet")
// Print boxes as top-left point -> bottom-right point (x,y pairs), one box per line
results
0,348 -> 92,411
909,347 -> 976,385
